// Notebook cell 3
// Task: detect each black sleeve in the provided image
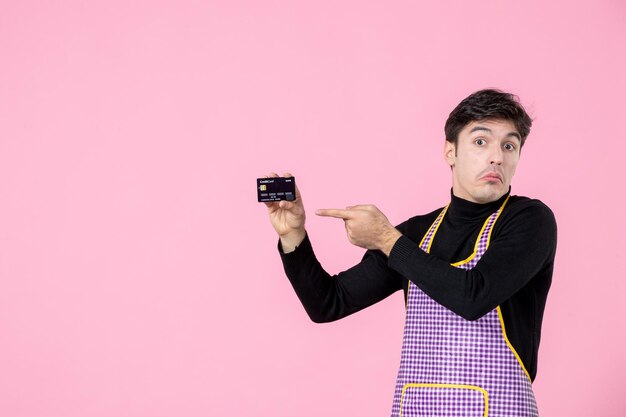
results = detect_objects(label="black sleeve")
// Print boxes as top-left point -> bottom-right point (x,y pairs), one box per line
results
388,202 -> 557,320
279,232 -> 405,323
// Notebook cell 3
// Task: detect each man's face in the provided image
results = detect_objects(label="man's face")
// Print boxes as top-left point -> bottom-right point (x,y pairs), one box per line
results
444,119 -> 521,204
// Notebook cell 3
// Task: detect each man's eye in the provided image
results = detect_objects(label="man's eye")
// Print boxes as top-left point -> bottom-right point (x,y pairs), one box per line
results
475,139 -> 486,145
504,143 -> 516,151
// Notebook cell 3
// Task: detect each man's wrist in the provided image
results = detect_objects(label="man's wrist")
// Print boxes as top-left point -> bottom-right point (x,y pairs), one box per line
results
380,228 -> 402,257
280,230 -> 307,254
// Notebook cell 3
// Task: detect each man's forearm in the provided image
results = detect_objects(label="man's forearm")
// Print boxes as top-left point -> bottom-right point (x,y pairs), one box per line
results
279,233 -> 404,323
387,204 -> 557,320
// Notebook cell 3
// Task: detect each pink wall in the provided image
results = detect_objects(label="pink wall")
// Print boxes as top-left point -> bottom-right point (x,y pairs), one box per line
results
1,1 -> 625,416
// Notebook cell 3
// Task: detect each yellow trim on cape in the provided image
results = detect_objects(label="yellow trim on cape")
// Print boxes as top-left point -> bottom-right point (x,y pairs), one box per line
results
451,195 -> 510,267
497,306 -> 532,382
400,383 -> 488,417
407,205 -> 449,306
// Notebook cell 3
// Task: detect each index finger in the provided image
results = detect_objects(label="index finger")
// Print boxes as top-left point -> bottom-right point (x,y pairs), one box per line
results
315,208 -> 353,219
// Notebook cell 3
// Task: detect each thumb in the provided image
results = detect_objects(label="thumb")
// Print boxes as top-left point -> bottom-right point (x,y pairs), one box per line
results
279,200 -> 295,210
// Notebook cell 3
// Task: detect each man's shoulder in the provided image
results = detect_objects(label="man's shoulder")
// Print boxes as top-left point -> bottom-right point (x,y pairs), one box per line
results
507,195 -> 556,219
502,195 -> 557,233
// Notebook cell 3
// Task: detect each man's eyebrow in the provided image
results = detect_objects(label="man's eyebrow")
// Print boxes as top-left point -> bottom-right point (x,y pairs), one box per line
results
506,132 -> 522,142
469,125 -> 521,141
469,126 -> 492,134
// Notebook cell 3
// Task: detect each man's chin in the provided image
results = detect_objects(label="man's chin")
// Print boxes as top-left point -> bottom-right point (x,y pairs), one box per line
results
452,183 -> 509,204
473,187 -> 507,204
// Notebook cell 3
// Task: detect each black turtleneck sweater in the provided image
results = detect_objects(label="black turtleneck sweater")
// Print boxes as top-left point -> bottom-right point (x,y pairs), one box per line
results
278,190 -> 557,381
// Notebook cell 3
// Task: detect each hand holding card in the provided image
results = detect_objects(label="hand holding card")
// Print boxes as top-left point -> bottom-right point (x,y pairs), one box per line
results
261,173 -> 306,253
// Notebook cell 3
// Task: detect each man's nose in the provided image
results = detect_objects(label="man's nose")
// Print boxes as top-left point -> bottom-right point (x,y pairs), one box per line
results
490,144 -> 503,165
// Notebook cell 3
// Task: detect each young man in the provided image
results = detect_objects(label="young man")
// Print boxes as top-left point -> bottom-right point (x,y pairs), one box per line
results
264,89 -> 557,417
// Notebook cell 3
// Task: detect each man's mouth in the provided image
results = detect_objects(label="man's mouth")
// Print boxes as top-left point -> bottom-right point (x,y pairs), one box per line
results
480,171 -> 503,182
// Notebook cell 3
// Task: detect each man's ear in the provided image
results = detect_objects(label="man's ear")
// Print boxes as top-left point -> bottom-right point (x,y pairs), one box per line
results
444,140 -> 456,167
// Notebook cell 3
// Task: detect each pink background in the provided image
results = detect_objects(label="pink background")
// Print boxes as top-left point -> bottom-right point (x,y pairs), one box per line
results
1,1 -> 625,416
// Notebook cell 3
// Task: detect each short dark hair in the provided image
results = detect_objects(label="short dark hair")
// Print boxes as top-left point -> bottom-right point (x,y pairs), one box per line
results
444,89 -> 532,147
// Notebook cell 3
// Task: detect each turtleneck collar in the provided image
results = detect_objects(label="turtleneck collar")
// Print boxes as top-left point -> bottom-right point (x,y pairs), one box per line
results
446,187 -> 511,222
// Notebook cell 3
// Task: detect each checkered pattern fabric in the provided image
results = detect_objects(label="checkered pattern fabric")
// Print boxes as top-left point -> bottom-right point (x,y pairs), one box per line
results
401,385 -> 485,417
390,203 -> 538,417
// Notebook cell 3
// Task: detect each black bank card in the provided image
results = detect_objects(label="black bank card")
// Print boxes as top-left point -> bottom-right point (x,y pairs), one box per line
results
257,177 -> 296,202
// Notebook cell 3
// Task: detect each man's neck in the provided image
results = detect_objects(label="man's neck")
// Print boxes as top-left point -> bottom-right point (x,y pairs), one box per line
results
447,188 -> 510,221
